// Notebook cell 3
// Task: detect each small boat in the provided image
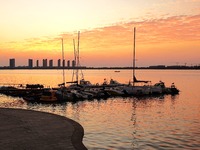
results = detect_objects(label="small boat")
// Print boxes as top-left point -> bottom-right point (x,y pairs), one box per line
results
154,81 -> 179,95
109,79 -> 124,86
39,90 -> 58,102
123,85 -> 147,96
23,89 -> 58,102
104,87 -> 125,96
169,86 -> 179,94
55,87 -> 74,101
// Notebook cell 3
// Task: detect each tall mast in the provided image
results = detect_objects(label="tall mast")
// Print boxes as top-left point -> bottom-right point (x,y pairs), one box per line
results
77,31 -> 84,80
62,38 -> 65,87
72,39 -> 76,81
76,31 -> 80,84
77,31 -> 80,66
133,27 -> 136,86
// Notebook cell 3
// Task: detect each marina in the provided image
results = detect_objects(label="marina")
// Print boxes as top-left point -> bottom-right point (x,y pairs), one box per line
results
0,78 -> 179,103
0,29 -> 179,103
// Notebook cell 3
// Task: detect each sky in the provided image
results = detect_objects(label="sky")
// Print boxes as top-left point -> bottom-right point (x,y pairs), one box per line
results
0,0 -> 200,67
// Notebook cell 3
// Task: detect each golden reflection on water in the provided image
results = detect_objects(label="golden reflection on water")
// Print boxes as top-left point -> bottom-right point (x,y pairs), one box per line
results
0,69 -> 200,149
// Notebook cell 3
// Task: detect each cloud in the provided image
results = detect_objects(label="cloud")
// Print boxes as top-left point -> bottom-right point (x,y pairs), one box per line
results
3,14 -> 198,52
72,14 -> 200,54
1,14 -> 199,67
77,14 -> 200,66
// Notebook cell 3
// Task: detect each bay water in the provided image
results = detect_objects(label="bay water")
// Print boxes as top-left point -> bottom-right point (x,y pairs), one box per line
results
0,69 -> 199,149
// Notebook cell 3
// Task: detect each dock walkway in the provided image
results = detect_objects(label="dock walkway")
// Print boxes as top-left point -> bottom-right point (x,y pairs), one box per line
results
0,108 -> 87,150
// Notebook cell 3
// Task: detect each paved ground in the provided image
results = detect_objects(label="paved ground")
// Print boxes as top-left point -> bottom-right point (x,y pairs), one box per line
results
0,108 -> 87,150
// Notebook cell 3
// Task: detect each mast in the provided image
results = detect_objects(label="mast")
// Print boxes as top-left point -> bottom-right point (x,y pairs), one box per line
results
133,27 -> 136,86
78,31 -> 84,80
76,31 -> 80,84
72,31 -> 84,84
62,38 -> 65,87
72,39 -> 76,82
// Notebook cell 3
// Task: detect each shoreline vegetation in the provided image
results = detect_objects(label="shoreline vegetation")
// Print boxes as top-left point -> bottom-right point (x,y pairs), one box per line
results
0,65 -> 199,70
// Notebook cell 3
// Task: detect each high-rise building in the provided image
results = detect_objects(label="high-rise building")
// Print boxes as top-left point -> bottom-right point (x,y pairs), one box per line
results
72,60 -> 76,67
58,59 -> 61,67
28,59 -> 33,68
67,60 -> 70,67
49,59 -> 53,67
36,60 -> 39,67
43,59 -> 47,67
9,58 -> 15,68
62,59 -> 65,67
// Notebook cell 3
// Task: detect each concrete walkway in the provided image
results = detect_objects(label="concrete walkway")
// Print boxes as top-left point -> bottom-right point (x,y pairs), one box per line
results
0,108 -> 87,150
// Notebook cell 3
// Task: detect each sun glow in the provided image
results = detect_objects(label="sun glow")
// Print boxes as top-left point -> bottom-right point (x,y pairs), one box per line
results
0,0 -> 199,67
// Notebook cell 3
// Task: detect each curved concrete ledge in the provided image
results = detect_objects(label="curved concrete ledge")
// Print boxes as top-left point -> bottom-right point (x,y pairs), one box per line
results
0,108 -> 87,150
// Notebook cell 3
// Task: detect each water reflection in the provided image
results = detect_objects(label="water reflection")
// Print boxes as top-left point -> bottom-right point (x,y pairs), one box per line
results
126,95 -> 184,150
0,94 -> 181,150
131,98 -> 137,149
1,70 -> 200,149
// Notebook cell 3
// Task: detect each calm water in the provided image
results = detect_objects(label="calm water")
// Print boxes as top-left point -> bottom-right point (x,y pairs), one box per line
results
0,69 -> 200,150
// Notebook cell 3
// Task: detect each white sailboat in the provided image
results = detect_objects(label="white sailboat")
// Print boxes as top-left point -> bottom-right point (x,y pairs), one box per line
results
123,27 -> 162,95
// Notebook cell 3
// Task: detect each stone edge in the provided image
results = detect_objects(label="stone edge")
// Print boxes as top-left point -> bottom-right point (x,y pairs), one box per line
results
0,108 -> 87,150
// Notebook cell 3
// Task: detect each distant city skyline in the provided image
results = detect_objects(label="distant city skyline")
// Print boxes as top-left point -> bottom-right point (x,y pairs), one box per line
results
0,58 -> 199,68
4,58 -> 76,68
0,58 -> 198,69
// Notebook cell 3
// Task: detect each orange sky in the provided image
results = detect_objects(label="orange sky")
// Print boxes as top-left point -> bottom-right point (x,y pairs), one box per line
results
0,0 -> 200,67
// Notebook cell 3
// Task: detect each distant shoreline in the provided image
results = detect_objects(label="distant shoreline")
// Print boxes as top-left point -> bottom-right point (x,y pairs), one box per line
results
0,66 -> 199,70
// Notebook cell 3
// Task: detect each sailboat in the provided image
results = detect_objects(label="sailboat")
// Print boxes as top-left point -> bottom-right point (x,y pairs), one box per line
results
55,39 -> 75,101
69,31 -> 94,89
123,27 -> 180,96
59,32 -> 96,100
122,27 -> 162,95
